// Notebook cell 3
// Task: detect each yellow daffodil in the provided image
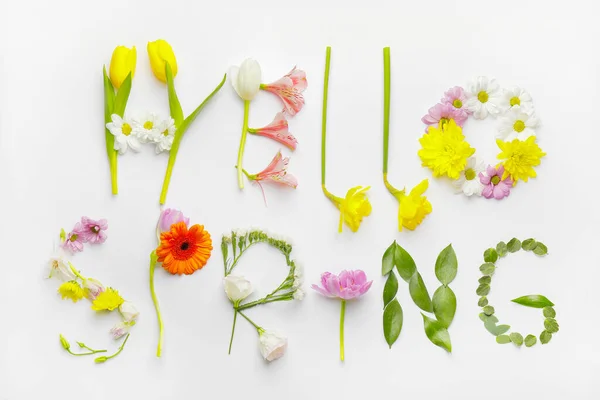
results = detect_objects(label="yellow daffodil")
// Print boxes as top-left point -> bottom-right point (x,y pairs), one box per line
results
396,179 -> 432,231
91,287 -> 124,311
109,45 -> 136,89
324,185 -> 372,233
58,281 -> 85,303
147,39 -> 178,83
496,137 -> 546,183
418,119 -> 475,179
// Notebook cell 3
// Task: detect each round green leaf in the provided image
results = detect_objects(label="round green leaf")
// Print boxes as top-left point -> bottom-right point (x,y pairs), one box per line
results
544,318 -> 559,333
383,271 -> 398,308
524,334 -> 537,347
533,242 -> 548,256
510,332 -> 524,346
422,313 -> 452,353
394,244 -> 417,282
540,330 -> 552,344
496,241 -> 508,257
476,283 -> 490,296
543,307 -> 556,318
485,323 -> 510,336
432,286 -> 456,328
496,335 -> 511,344
484,248 -> 498,263
409,272 -> 433,313
479,263 -> 495,276
483,305 -> 495,316
511,294 -> 554,308
522,238 -> 537,251
478,296 -> 488,307
382,242 -> 396,275
479,313 -> 499,324
434,244 -> 458,285
383,299 -> 403,348
507,238 -> 521,253
478,276 -> 491,285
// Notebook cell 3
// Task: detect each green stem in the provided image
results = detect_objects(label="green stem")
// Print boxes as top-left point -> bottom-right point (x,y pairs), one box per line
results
237,310 -> 261,331
340,299 -> 346,362
227,309 -> 238,354
149,251 -> 163,357
236,100 -> 251,189
109,156 -> 118,195
383,47 -> 391,175
321,46 -> 331,186
68,263 -> 86,281
103,66 -> 117,195
236,293 -> 294,311
67,348 -> 106,356
95,334 -> 130,363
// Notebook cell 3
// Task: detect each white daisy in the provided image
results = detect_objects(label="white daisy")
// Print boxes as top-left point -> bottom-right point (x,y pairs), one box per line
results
133,113 -> 161,143
155,118 -> 176,154
497,106 -> 540,141
499,87 -> 534,113
453,157 -> 485,197
465,77 -> 501,119
106,114 -> 141,155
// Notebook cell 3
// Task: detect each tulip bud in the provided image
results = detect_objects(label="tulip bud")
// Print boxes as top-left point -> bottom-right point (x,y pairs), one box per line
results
147,39 -> 178,83
229,59 -> 262,101
59,334 -> 70,350
258,330 -> 287,362
118,301 -> 139,323
109,45 -> 137,89
82,278 -> 105,301
157,208 -> 189,234
223,275 -> 253,304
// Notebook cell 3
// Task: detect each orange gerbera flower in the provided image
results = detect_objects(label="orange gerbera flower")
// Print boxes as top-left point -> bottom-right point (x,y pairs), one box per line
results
156,222 -> 213,275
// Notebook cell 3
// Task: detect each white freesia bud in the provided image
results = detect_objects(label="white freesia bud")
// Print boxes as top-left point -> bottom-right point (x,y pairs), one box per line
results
47,254 -> 76,282
82,278 -> 105,300
258,330 -> 288,362
119,301 -> 139,322
229,59 -> 262,101
110,321 -> 133,340
223,275 -> 253,304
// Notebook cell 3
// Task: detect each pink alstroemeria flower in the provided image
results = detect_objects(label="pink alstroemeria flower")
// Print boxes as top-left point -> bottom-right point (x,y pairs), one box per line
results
250,151 -> 298,189
479,165 -> 513,200
422,103 -> 468,131
261,67 -> 307,116
248,113 -> 298,151
62,222 -> 85,253
441,86 -> 471,114
79,217 -> 108,244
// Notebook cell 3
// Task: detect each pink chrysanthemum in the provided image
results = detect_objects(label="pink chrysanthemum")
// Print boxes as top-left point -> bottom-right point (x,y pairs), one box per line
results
79,217 -> 108,244
441,86 -> 471,114
479,165 -> 513,200
422,103 -> 468,130
62,222 -> 85,253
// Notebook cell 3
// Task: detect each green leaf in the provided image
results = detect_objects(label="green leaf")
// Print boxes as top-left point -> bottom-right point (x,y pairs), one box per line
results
479,313 -> 499,324
434,244 -> 458,285
533,242 -> 548,256
543,307 -> 556,318
165,62 -> 184,126
507,238 -> 521,253
525,334 -> 537,347
540,330 -> 552,344
383,299 -> 403,348
484,248 -> 498,263
544,318 -> 559,333
394,244 -> 417,282
476,283 -> 490,296
496,241 -> 508,257
383,272 -> 398,308
103,67 -> 116,155
409,272 -> 433,312
382,241 -> 396,275
511,295 -> 554,308
485,322 -> 510,336
422,313 -> 452,353
483,305 -> 495,316
479,263 -> 495,276
113,73 -> 132,117
478,296 -> 488,307
510,332 -> 524,346
522,238 -> 537,251
496,335 -> 511,344
432,286 -> 456,328
478,276 -> 491,285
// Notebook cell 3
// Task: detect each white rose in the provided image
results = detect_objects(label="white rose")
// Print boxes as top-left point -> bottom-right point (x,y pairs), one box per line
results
229,59 -> 262,101
223,275 -> 253,304
258,330 -> 288,362
119,301 -> 139,323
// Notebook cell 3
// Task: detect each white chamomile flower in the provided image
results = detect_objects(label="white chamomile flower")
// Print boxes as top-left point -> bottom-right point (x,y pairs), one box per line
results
453,157 -> 485,197
499,87 -> 533,113
497,106 -> 540,141
106,114 -> 141,155
155,118 -> 176,154
465,77 -> 501,120
134,113 -> 161,143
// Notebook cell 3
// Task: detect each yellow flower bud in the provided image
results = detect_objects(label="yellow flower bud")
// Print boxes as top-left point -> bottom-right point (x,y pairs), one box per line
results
147,39 -> 178,83
109,45 -> 137,89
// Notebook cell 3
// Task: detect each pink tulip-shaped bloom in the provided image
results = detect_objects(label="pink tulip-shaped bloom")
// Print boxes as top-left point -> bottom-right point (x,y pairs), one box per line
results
248,113 -> 298,151
62,222 -> 85,253
79,217 -> 108,244
261,67 -> 307,116
479,165 -> 513,200
422,102 -> 468,131
157,208 -> 190,233
250,151 -> 298,189
441,86 -> 471,114
311,269 -> 372,362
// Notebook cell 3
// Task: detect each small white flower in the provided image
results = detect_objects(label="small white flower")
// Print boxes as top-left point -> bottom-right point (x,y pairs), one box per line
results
133,113 -> 161,143
293,288 -> 304,300
465,77 -> 501,119
453,157 -> 485,197
229,59 -> 262,101
110,321 -> 134,340
155,118 -> 176,154
234,229 -> 247,237
499,87 -> 534,113
292,264 -> 303,289
106,114 -> 141,155
119,301 -> 139,323
47,253 -> 76,281
223,275 -> 253,304
82,278 -> 105,300
258,330 -> 287,362
497,106 -> 540,141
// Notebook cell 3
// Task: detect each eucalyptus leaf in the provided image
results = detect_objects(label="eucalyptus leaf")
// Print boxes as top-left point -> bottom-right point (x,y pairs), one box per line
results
544,318 -> 559,333
533,242 -> 548,256
383,299 -> 403,348
382,242 -> 396,275
435,244 -> 458,285
409,272 -> 433,312
511,295 -> 554,308
525,334 -> 537,347
479,263 -> 495,276
479,313 -> 499,324
496,335 -> 511,344
540,330 -> 552,344
483,305 -> 495,316
496,241 -> 508,257
478,276 -> 491,285
422,313 -> 452,353
507,238 -> 521,253
543,307 -> 556,318
476,283 -> 490,296
510,332 -> 524,346
522,238 -> 537,251
478,296 -> 488,307
485,322 -> 510,336
383,272 -> 398,308
394,244 -> 417,282
484,248 -> 499,263
432,286 -> 456,328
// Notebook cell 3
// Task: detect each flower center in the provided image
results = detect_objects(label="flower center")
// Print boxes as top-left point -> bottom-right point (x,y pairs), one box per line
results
491,176 -> 501,185
477,91 -> 489,103
122,123 -> 132,136
70,234 -> 78,242
162,129 -> 169,136
452,99 -> 463,108
510,96 -> 521,107
180,242 -> 189,251
465,168 -> 476,181
52,260 -> 59,269
91,226 -> 100,234
143,121 -> 153,130
439,117 -> 450,128
513,120 -> 525,132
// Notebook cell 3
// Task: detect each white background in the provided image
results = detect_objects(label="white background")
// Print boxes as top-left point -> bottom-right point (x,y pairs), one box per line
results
1,0 -> 599,399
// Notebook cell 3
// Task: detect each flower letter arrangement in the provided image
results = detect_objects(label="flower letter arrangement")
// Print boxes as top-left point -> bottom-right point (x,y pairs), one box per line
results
382,48 -> 431,231
381,241 -> 457,352
321,47 -> 372,232
48,217 -> 138,363
477,238 -> 558,347
230,59 -> 306,198
221,229 -> 303,362
418,77 -> 546,199
103,40 -> 227,203
149,209 -> 213,357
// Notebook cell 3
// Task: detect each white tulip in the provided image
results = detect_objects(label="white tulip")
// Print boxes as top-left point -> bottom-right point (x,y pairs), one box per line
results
229,59 -> 262,101
119,301 -> 139,323
258,330 -> 288,362
47,254 -> 76,282
223,275 -> 253,304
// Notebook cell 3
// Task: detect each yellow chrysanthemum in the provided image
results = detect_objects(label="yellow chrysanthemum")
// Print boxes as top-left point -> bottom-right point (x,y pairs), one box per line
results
58,281 -> 85,303
91,288 -> 124,311
396,179 -> 432,231
418,119 -> 475,179
496,136 -> 546,183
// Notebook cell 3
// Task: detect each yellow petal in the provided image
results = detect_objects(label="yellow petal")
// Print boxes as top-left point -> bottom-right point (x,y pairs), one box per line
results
147,39 -> 178,83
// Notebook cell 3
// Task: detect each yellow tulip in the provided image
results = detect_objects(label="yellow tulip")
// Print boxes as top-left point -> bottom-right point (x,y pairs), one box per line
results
147,39 -> 178,83
109,45 -> 137,89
